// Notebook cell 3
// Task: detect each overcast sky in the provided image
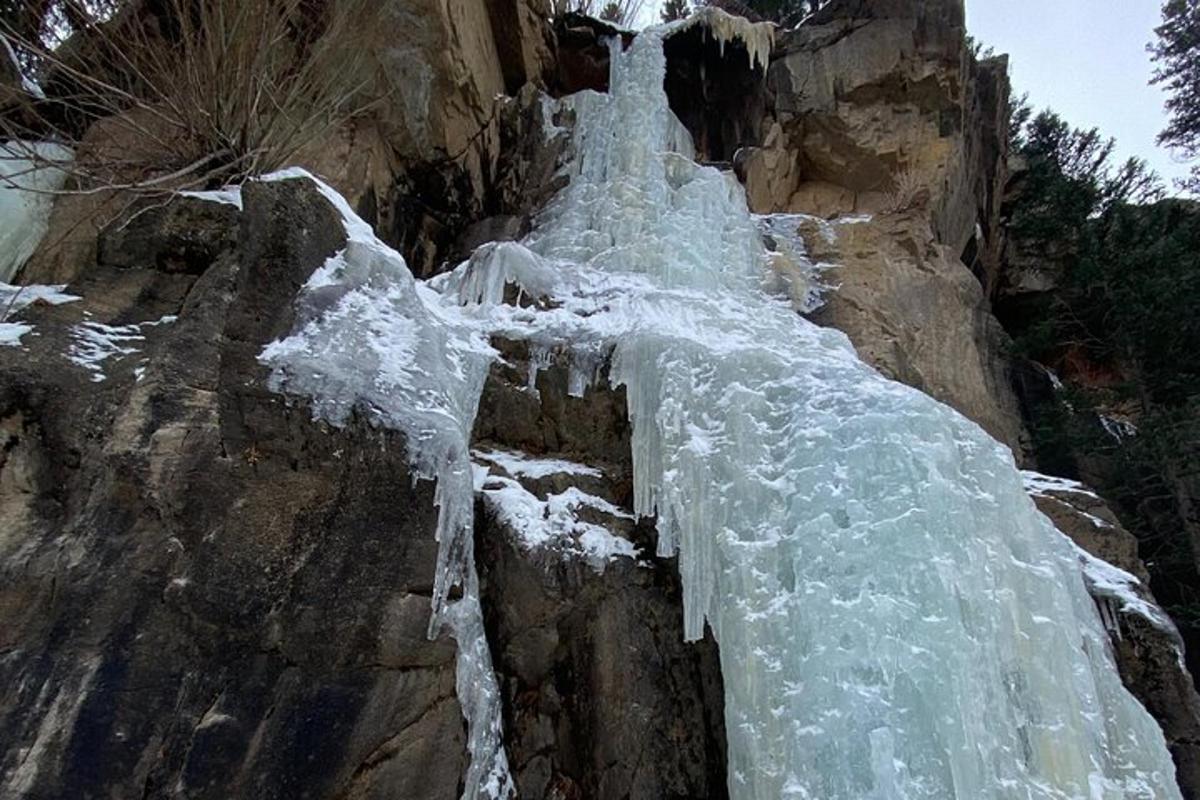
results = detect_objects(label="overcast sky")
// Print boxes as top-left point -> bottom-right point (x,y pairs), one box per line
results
636,1 -> 1191,190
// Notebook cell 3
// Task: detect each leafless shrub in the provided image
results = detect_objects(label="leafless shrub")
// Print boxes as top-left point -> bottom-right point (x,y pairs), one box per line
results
883,166 -> 931,214
0,0 -> 384,198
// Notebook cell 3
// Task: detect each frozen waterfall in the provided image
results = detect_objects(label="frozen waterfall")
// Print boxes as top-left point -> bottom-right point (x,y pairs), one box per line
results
260,20 -> 1182,800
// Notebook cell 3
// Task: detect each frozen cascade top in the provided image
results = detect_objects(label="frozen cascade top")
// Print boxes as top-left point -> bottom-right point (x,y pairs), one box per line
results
261,20 -> 1183,800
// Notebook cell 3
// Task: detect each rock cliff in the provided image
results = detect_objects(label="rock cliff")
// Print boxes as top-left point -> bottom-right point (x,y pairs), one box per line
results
2,1 -> 1198,798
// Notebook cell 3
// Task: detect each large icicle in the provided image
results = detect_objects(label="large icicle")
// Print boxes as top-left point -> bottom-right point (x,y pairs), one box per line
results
256,171 -> 513,800
437,29 -> 1183,800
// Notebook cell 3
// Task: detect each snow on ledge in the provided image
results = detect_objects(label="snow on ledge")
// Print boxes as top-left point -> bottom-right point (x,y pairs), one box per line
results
1021,470 -> 1114,530
0,283 -> 81,347
179,187 -> 244,210
477,471 -> 638,570
473,447 -> 603,480
1021,470 -> 1099,499
1,282 -> 79,315
1064,536 -> 1182,643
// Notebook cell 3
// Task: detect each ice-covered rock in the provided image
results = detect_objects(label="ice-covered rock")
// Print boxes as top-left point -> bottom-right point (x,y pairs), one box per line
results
257,170 -> 513,800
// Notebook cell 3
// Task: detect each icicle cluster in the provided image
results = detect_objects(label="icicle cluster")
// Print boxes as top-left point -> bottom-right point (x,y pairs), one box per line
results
665,6 -> 776,74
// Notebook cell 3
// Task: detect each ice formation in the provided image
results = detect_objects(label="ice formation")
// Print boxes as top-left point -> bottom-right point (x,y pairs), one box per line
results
665,6 -> 776,74
0,143 -> 72,282
261,22 -> 1182,800
1022,471 -> 1181,640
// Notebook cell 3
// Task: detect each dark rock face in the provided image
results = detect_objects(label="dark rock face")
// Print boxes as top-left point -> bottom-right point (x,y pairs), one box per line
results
0,182 -> 468,799
663,24 -> 768,163
387,84 -> 570,279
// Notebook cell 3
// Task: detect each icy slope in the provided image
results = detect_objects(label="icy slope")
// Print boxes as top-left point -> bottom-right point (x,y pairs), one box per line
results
260,22 -> 1182,800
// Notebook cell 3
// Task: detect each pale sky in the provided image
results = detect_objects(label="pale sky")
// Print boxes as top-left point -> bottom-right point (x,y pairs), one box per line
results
966,0 -> 1190,191
637,1 -> 1192,191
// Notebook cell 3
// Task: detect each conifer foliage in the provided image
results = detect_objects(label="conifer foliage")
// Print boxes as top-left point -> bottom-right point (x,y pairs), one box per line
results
1151,0 -> 1200,191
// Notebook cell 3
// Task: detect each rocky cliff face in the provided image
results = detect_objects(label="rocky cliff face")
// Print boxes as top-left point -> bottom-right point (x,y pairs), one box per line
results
725,0 -> 1026,456
2,1 -> 1198,798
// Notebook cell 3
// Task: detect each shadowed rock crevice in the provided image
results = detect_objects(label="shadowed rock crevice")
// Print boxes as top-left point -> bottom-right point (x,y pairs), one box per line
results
663,23 -> 769,164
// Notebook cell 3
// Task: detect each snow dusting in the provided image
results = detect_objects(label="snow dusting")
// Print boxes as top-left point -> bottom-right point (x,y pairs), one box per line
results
66,316 -> 175,382
472,448 -> 603,480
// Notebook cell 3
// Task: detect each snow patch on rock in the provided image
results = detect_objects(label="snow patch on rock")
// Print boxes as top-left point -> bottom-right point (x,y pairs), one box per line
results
66,315 -> 175,382
473,447 -> 603,480
478,473 -> 638,569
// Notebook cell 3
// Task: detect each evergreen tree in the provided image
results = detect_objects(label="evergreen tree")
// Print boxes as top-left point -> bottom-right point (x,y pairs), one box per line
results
599,1 -> 623,22
1151,0 -> 1200,191
661,0 -> 690,22
1005,107 -> 1200,633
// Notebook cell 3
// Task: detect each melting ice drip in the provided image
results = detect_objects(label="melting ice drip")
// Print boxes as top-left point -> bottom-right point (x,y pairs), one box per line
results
260,21 -> 1182,800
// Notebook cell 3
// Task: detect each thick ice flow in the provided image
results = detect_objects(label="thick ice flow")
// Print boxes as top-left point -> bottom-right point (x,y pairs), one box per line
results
443,29 -> 1182,800
259,24 -> 1182,800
